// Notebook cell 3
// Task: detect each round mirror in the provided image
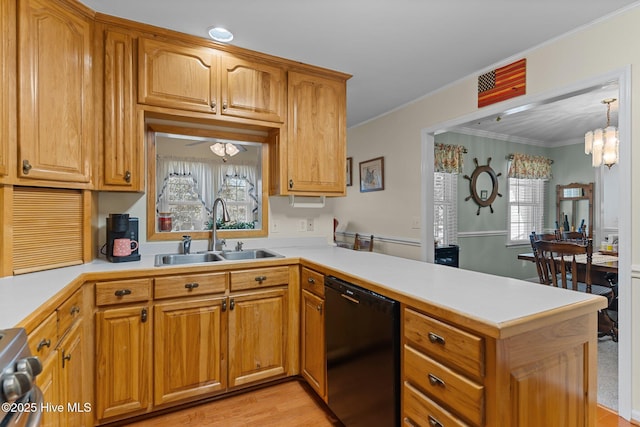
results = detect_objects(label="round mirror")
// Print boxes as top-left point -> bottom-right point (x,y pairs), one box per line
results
464,158 -> 502,215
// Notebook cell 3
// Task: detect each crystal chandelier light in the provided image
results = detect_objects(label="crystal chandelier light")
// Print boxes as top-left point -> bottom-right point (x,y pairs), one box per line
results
584,98 -> 618,168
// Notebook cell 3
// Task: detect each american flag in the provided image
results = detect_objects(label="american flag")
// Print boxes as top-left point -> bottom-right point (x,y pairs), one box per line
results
477,59 -> 526,108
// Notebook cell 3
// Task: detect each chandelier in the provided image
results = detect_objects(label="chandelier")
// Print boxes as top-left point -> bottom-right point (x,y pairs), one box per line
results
584,98 -> 618,168
210,142 -> 240,158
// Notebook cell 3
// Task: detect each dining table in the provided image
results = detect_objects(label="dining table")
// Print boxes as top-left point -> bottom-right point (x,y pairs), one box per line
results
518,251 -> 618,285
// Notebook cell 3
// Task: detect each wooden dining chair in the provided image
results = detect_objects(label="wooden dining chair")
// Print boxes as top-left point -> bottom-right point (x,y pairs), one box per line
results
561,230 -> 587,243
532,238 -> 617,341
353,233 -> 374,251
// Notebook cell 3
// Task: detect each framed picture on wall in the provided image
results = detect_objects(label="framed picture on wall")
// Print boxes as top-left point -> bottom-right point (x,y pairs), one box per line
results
346,157 -> 353,186
359,157 -> 384,192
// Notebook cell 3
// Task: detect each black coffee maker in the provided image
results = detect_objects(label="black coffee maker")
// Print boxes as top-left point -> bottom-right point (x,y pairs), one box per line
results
106,213 -> 141,262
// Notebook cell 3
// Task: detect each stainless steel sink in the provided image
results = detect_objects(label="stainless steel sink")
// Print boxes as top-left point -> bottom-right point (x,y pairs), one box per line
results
154,252 -> 224,266
218,249 -> 283,261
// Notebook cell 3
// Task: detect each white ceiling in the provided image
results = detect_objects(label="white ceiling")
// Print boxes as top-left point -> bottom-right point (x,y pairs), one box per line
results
79,0 -> 637,134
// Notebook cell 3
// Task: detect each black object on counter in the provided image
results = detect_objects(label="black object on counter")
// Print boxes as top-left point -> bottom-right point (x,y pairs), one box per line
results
435,244 -> 459,268
106,213 -> 141,263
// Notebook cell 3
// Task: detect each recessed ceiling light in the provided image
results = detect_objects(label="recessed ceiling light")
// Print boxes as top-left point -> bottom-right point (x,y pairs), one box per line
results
208,27 -> 234,43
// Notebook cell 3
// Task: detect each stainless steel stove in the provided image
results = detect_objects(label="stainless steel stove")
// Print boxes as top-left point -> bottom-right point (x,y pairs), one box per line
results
0,328 -> 43,427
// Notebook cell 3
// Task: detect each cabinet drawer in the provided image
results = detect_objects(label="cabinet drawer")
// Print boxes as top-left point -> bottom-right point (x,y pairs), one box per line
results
404,345 -> 483,426
95,278 -> 152,306
404,308 -> 484,378
57,290 -> 83,336
403,381 -> 469,427
154,272 -> 227,299
229,266 -> 289,291
27,312 -> 57,361
301,267 -> 324,297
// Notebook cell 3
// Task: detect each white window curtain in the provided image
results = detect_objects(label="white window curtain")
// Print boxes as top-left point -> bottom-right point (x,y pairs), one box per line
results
156,156 -> 258,222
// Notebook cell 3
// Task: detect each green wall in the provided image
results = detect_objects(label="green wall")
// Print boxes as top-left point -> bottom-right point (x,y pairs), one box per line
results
435,132 -> 593,280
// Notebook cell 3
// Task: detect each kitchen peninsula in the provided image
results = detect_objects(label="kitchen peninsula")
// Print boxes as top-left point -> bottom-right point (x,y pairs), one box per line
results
1,244 -> 606,426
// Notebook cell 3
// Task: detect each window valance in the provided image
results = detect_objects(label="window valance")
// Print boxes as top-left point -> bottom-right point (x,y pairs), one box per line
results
507,153 -> 553,180
434,144 -> 466,174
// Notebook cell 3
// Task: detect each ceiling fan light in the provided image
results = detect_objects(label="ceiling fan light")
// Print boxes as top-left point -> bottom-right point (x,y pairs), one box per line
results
210,143 -> 226,157
225,143 -> 240,156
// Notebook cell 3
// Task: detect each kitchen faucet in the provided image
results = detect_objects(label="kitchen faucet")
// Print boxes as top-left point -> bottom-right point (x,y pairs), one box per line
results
209,198 -> 231,251
182,235 -> 192,254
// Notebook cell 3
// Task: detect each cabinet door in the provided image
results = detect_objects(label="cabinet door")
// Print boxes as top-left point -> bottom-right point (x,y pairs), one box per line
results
18,0 -> 92,183
228,288 -> 287,388
220,55 -> 286,123
96,305 -> 151,421
286,71 -> 346,194
138,37 -> 218,114
102,28 -> 140,190
301,289 -> 326,400
0,0 -> 14,177
36,353 -> 60,427
154,297 -> 227,406
58,323 -> 90,427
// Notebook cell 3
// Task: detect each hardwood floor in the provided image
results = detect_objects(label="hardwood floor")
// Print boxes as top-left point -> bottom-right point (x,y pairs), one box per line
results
123,380 -> 636,427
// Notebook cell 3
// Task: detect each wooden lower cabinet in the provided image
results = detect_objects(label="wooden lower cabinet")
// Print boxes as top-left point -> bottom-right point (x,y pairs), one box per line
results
228,288 -> 288,388
58,322 -> 91,427
37,350 -> 60,427
300,289 -> 326,400
154,297 -> 227,406
95,305 -> 151,421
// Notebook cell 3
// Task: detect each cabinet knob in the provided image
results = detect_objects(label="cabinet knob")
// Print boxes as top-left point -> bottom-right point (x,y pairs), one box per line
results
222,299 -> 227,312
211,101 -> 217,111
141,308 -> 148,323
70,306 -> 81,316
229,299 -> 235,310
22,160 -> 32,175
289,179 -> 294,189
124,170 -> 131,183
316,304 -> 322,314
307,277 -> 316,284
222,101 -> 227,110
428,416 -> 444,427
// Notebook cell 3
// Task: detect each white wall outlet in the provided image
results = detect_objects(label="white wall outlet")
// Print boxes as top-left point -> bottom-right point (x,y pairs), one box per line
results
271,220 -> 280,233
411,216 -> 421,229
306,218 -> 315,232
298,219 -> 307,232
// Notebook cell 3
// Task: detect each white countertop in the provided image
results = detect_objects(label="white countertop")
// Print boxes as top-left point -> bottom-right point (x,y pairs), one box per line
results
0,243 -> 604,331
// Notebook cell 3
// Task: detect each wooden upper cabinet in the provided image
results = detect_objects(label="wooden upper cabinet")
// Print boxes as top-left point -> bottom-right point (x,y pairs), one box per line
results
285,71 -> 347,195
220,55 -> 286,123
138,37 -> 219,114
101,27 -> 141,191
17,0 -> 93,184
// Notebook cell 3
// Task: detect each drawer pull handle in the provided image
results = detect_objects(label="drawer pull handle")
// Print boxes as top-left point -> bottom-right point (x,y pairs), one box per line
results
307,277 -> 316,284
428,373 -> 445,388
255,275 -> 267,284
428,332 -> 445,345
115,289 -> 132,297
428,415 -> 444,427
37,339 -> 51,352
70,306 -> 80,316
184,282 -> 200,290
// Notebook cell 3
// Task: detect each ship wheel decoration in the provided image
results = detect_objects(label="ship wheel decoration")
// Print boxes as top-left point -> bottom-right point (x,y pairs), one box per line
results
464,157 -> 502,215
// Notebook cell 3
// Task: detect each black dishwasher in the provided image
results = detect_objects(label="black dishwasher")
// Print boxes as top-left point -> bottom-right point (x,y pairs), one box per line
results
324,276 -> 400,427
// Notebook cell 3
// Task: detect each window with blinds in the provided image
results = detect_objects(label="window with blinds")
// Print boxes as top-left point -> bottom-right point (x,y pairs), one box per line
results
434,172 -> 458,246
508,177 -> 547,243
